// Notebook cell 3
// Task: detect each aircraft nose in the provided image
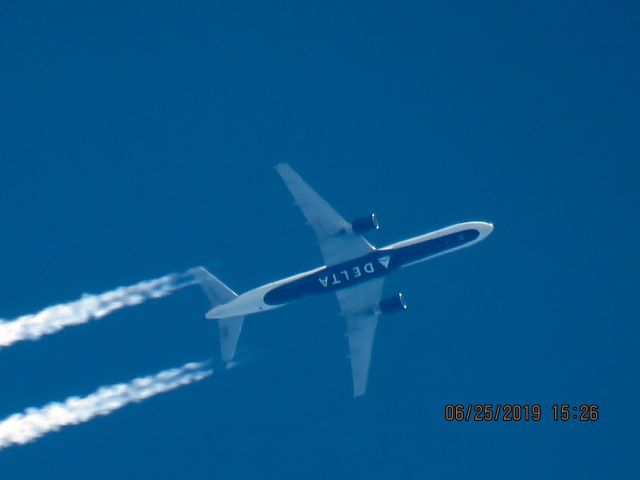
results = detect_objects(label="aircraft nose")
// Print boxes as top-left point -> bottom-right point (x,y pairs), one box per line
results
477,221 -> 494,239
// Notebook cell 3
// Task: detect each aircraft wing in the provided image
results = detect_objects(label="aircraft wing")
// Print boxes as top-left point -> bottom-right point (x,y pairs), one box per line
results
335,278 -> 385,397
275,163 -> 375,266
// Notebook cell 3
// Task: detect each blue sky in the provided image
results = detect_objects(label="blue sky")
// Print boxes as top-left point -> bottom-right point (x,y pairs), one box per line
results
1,1 -> 638,478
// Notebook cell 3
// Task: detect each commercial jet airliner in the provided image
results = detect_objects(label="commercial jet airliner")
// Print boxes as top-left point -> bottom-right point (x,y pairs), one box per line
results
194,164 -> 493,397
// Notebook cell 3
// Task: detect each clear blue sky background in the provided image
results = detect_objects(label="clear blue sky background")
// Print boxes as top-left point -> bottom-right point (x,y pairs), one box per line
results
1,1 -> 638,478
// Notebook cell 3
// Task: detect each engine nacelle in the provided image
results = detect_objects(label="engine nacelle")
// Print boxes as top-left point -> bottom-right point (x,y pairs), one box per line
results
378,293 -> 408,315
351,213 -> 380,234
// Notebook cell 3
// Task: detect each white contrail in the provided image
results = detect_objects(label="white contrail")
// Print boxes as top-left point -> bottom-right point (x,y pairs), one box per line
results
0,270 -> 197,349
0,361 -> 212,450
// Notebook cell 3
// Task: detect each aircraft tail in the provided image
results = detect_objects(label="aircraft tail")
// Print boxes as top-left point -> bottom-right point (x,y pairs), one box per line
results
192,266 -> 237,306
192,267 -> 244,364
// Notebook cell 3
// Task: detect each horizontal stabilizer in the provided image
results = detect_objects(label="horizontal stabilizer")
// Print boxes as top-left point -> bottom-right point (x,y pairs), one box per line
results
192,267 -> 237,306
218,316 -> 244,363
192,267 -> 243,364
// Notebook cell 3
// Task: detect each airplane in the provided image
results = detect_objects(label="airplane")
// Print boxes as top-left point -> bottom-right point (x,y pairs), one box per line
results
194,164 -> 493,397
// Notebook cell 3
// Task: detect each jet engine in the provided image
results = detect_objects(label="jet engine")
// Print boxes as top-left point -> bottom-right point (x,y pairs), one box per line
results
351,213 -> 380,234
378,293 -> 408,314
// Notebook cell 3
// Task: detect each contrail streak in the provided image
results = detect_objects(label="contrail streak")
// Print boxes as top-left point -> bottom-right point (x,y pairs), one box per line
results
0,271 -> 197,349
0,361 -> 212,450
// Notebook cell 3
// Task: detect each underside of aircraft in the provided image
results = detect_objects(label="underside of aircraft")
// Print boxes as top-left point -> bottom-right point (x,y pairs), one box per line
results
194,164 -> 493,396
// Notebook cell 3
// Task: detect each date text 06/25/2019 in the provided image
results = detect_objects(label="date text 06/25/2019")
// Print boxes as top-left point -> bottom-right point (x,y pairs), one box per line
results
444,404 -> 599,422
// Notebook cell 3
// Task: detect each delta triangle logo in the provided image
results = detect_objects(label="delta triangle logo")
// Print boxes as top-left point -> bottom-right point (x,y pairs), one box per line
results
378,256 -> 390,269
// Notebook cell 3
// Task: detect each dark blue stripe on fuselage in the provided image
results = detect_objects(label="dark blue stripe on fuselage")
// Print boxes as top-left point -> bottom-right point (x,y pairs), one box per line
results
263,228 -> 479,306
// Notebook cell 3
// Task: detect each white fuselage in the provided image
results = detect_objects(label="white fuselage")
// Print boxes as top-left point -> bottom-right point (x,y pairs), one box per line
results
206,221 -> 493,320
